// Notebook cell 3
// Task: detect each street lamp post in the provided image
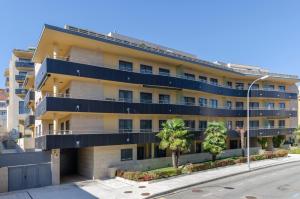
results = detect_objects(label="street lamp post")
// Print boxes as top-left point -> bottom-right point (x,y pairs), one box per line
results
247,75 -> 269,171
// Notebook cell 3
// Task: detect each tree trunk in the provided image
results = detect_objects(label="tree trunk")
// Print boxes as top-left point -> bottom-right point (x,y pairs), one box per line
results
240,129 -> 245,157
176,150 -> 180,168
172,151 -> 177,168
212,154 -> 216,162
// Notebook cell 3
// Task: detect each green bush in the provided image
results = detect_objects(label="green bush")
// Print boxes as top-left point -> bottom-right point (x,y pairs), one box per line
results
214,159 -> 235,167
152,167 -> 182,178
289,147 -> 300,154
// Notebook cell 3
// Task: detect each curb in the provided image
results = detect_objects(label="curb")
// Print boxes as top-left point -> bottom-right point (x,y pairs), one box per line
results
147,158 -> 300,199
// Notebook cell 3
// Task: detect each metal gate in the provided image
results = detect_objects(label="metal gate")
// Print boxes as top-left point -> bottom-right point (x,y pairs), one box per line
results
8,163 -> 52,191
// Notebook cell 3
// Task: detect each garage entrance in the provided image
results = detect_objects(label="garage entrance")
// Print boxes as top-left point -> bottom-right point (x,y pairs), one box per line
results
60,148 -> 81,183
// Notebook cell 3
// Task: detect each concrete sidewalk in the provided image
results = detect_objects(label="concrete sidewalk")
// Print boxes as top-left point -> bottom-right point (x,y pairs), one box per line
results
1,154 -> 300,199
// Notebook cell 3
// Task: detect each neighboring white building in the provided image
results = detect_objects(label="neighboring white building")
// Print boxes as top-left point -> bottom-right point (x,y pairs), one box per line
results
5,48 -> 34,137
0,89 -> 7,137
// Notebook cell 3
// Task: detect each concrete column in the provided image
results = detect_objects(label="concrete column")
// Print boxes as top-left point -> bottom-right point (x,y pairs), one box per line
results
51,149 -> 60,185
53,113 -> 58,135
0,167 -> 8,193
266,137 -> 274,151
53,78 -> 58,97
151,143 -> 155,158
53,45 -> 58,59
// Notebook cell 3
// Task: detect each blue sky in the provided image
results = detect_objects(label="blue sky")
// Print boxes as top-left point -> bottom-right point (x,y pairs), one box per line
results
0,1 -> 300,87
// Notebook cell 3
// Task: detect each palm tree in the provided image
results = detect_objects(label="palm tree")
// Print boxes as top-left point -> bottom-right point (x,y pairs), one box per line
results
203,121 -> 227,161
157,118 -> 191,168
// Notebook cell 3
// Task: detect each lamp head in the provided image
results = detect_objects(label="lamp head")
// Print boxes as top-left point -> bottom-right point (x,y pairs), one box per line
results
260,75 -> 269,80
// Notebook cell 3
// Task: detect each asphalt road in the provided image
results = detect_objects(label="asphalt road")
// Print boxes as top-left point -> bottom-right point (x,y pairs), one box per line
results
158,161 -> 300,199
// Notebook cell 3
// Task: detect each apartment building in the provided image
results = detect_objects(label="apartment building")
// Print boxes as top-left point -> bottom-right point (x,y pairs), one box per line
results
31,24 -> 298,182
5,48 -> 34,138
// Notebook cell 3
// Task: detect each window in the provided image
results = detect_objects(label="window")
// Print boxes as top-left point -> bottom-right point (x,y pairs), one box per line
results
60,122 -> 65,132
19,71 -> 27,76
250,102 -> 259,109
119,119 -> 133,133
0,111 -> 6,115
249,83 -> 259,90
159,68 -> 170,76
210,78 -> 218,86
121,149 -> 133,161
195,143 -> 202,153
230,140 -> 239,149
267,120 -> 275,128
119,60 -> 133,72
235,102 -> 244,110
236,83 -> 244,90
227,121 -> 233,130
184,120 -> 195,131
250,120 -> 259,129
19,101 -> 29,114
65,120 -> 70,132
263,84 -> 275,91
266,102 -> 275,109
140,92 -> 152,103
140,120 -> 152,133
199,76 -> 207,82
159,94 -> 170,104
278,85 -> 286,92
279,120 -> 285,128
199,121 -> 207,130
199,98 -> 208,107
159,120 -> 167,130
226,101 -> 232,109
226,81 -> 232,88
140,64 -> 152,74
210,99 -> 218,108
183,73 -> 195,80
183,97 -> 195,106
279,102 -> 286,109
0,102 -> 6,108
236,121 -> 244,128
119,90 -> 133,102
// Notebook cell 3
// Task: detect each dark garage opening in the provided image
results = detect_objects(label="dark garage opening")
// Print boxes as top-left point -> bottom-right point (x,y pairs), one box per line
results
60,148 -> 83,183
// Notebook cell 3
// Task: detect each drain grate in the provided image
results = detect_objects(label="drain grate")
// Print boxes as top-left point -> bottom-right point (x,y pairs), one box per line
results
124,191 -> 132,194
224,186 -> 235,190
139,186 -> 146,188
141,192 -> 151,196
192,188 -> 203,193
245,196 -> 257,199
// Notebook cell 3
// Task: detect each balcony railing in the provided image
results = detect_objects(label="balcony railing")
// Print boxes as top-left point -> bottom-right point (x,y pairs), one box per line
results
15,88 -> 27,97
24,90 -> 35,108
15,61 -> 34,69
24,115 -> 35,128
35,58 -> 298,100
15,74 -> 26,82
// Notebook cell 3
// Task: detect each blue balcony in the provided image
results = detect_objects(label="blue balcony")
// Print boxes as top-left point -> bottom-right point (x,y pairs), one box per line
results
15,88 -> 28,97
15,61 -> 34,70
24,115 -> 35,128
15,74 -> 26,83
24,90 -> 35,108
35,58 -> 298,100
35,97 -> 297,119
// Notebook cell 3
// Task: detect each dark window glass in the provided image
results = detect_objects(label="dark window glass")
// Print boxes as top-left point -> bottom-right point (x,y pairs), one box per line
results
140,120 -> 152,132
184,120 -> 195,130
230,140 -> 239,149
236,121 -> 244,128
236,83 -> 244,90
199,76 -> 207,82
279,120 -> 285,128
159,68 -> 170,76
159,94 -> 170,104
264,84 -> 275,91
19,71 -> 27,76
60,122 -> 64,132
279,102 -> 286,109
121,149 -> 133,161
119,119 -> 133,133
140,64 -> 152,74
140,92 -> 152,103
226,101 -> 232,109
210,99 -> 218,108
119,60 -> 133,72
266,102 -> 275,109
183,97 -> 195,106
267,120 -> 275,128
119,90 -> 133,102
155,145 -> 166,158
249,83 -> 259,90
210,78 -> 218,85
236,102 -> 244,110
227,121 -> 233,130
199,121 -> 207,130
227,81 -> 232,88
278,85 -> 286,92
250,102 -> 259,109
199,98 -> 207,107
19,58 -> 31,62
184,73 -> 195,80
250,120 -> 259,129
159,120 -> 167,130
66,120 -> 70,132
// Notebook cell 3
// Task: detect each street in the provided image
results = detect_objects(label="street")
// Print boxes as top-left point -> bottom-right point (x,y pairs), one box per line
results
158,161 -> 300,199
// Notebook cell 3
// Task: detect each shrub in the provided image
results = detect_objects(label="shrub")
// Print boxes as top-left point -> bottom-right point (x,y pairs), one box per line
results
152,167 -> 182,178
214,159 -> 235,167
289,148 -> 300,154
122,171 -> 143,181
274,149 -> 288,157
235,157 -> 247,164
142,172 -> 158,181
250,154 -> 265,161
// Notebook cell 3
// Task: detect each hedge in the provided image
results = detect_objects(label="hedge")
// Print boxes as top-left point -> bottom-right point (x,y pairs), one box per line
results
116,149 -> 288,181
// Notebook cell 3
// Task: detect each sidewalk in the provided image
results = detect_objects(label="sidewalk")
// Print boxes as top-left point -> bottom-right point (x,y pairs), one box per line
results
1,154 -> 300,199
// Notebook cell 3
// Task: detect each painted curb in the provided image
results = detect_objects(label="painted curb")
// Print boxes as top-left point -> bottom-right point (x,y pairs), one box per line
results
147,158 -> 300,199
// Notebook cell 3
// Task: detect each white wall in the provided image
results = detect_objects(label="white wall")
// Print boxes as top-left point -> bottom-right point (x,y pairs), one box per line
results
69,81 -> 103,100
69,47 -> 103,67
